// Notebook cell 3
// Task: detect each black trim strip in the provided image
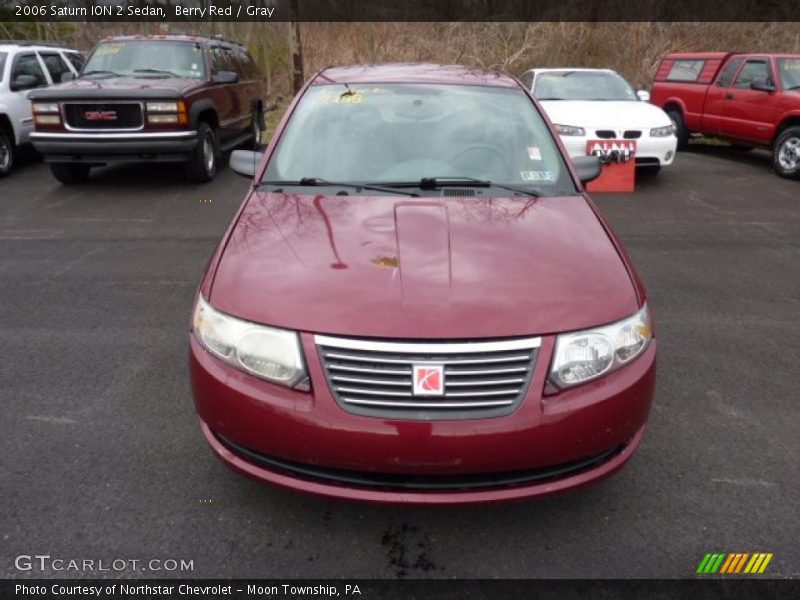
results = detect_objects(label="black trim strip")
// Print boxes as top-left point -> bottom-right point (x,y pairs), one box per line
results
216,432 -> 624,492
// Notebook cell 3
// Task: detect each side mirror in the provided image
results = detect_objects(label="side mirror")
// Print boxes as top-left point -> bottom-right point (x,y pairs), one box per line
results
750,77 -> 775,92
10,74 -> 39,91
230,150 -> 263,179
212,70 -> 239,85
61,72 -> 76,83
572,155 -> 603,185
636,90 -> 650,102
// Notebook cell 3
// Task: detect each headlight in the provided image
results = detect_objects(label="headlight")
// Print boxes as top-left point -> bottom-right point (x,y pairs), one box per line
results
549,304 -> 652,389
554,124 -> 586,136
32,102 -> 59,113
650,124 -> 675,137
147,114 -> 179,124
192,295 -> 309,389
34,115 -> 61,125
146,101 -> 179,112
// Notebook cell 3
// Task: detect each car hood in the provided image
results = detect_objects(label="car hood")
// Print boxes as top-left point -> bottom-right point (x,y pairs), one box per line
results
540,100 -> 671,129
28,76 -> 203,100
209,192 -> 639,339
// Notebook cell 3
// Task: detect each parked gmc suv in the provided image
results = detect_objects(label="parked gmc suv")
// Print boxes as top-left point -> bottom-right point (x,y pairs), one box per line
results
29,35 -> 264,184
651,52 -> 800,179
0,41 -> 83,177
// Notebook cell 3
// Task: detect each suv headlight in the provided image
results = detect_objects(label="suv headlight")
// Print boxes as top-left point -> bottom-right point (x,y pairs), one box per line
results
549,304 -> 652,389
32,102 -> 59,113
146,102 -> 179,112
554,124 -> 586,136
192,296 -> 309,389
650,125 -> 675,137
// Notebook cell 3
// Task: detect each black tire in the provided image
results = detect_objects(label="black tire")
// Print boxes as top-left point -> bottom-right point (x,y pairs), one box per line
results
185,122 -> 218,183
666,109 -> 689,151
0,128 -> 14,178
638,165 -> 662,176
250,110 -> 264,150
772,126 -> 800,180
50,163 -> 90,184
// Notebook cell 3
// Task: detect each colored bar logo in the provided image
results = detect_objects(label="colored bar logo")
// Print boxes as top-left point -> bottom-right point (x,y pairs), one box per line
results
696,552 -> 773,574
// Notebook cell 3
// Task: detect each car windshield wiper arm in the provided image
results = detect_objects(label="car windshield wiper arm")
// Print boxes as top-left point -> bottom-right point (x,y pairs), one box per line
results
81,70 -> 121,78
133,68 -> 179,77
414,176 -> 540,197
258,178 -> 419,197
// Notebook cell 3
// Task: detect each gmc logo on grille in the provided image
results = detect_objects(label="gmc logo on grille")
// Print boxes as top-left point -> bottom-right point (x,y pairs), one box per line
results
84,110 -> 117,121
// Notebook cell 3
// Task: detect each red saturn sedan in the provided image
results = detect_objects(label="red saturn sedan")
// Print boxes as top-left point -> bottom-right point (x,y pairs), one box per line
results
190,64 -> 656,504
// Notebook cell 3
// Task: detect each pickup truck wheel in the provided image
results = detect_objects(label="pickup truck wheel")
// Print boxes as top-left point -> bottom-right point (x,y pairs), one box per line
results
667,110 -> 689,151
773,127 -> 800,180
50,163 -> 90,184
186,122 -> 218,183
0,129 -> 14,178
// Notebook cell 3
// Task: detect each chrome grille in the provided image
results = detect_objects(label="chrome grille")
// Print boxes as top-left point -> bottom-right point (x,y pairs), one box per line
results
64,102 -> 143,131
316,335 -> 541,420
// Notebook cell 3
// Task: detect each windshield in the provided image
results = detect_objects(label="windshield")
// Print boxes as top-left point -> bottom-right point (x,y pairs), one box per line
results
262,83 -> 575,193
534,71 -> 637,101
83,41 -> 206,79
0,52 -> 7,83
777,57 -> 800,90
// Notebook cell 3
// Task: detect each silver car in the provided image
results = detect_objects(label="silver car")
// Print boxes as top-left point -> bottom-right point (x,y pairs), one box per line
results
0,41 -> 83,177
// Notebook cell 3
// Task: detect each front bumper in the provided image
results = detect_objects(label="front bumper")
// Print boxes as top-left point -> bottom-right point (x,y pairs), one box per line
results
560,133 -> 677,166
190,332 -> 657,504
29,131 -> 198,163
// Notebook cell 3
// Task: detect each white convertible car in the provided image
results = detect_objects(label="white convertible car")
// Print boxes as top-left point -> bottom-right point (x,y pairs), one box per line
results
520,68 -> 677,174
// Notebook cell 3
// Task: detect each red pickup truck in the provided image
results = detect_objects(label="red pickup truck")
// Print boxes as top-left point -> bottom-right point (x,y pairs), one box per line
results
650,52 -> 800,179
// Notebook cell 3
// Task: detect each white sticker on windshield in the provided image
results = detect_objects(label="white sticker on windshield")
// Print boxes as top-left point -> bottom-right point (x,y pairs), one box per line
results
527,146 -> 542,161
521,170 -> 555,182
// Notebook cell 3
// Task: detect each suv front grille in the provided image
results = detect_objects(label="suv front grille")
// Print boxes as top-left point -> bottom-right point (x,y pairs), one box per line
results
315,335 -> 541,420
64,102 -> 143,130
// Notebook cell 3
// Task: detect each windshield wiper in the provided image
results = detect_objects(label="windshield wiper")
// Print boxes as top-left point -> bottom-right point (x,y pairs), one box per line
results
133,68 -> 180,78
258,178 -> 419,197
785,84 -> 800,91
409,176 -> 540,197
81,70 -> 121,78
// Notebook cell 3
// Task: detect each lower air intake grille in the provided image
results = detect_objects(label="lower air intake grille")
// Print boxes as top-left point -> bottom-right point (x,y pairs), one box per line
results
315,335 -> 541,420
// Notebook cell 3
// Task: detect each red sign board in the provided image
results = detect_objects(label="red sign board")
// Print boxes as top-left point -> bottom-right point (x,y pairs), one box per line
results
585,140 -> 637,193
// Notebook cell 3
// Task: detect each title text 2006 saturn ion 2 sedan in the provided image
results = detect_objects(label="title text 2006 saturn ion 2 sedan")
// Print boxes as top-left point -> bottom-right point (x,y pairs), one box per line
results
190,64 -> 656,504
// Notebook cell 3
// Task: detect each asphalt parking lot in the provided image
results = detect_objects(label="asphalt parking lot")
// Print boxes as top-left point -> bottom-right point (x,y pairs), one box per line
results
1,146 -> 798,579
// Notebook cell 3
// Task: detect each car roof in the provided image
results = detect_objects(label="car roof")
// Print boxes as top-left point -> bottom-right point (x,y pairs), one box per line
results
314,63 -> 520,88
100,34 -> 243,47
526,68 -> 615,74
0,43 -> 75,52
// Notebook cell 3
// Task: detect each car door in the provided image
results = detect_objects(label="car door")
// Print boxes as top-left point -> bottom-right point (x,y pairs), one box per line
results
702,56 -> 743,135
208,45 -> 236,143
719,58 -> 780,143
222,47 -> 249,137
7,52 -> 49,146
38,51 -> 73,84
